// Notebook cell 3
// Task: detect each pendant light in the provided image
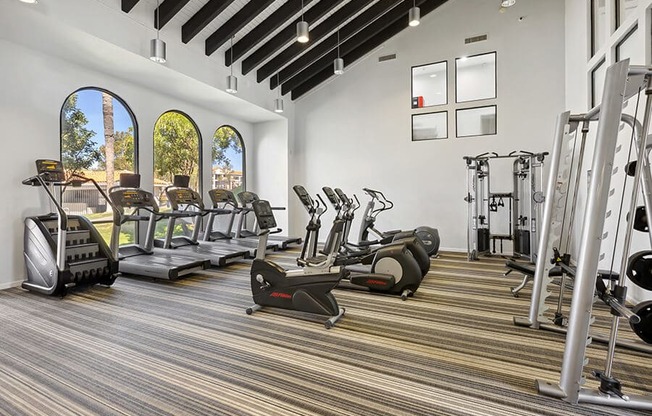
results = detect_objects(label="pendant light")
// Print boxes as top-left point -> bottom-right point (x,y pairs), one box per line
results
226,36 -> 238,94
333,26 -> 344,75
150,0 -> 167,63
408,0 -> 420,27
296,0 -> 309,43
274,74 -> 284,113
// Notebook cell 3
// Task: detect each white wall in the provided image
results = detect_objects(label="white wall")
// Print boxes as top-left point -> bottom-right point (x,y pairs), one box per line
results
290,0 -> 566,251
251,120 -> 290,234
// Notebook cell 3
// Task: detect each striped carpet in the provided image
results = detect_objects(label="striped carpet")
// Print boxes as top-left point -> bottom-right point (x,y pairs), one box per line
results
0,250 -> 650,416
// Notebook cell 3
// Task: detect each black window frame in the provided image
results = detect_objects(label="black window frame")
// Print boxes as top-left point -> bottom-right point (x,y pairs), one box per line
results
212,125 -> 247,192
59,86 -> 140,226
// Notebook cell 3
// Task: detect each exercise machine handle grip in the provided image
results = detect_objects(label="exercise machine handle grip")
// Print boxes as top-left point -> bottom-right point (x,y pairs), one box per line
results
604,297 -> 641,324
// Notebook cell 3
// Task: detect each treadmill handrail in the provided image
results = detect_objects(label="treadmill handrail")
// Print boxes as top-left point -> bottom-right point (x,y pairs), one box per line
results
258,228 -> 283,237
66,174 -> 120,218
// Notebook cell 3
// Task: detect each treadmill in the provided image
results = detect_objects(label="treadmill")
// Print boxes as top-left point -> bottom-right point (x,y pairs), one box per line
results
155,176 -> 249,266
108,174 -> 210,280
202,188 -> 278,256
235,191 -> 303,249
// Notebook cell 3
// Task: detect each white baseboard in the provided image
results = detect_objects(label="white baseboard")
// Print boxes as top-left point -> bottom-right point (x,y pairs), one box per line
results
0,279 -> 23,290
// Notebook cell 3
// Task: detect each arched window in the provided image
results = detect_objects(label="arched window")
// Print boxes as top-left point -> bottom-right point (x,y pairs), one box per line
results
211,125 -> 245,194
60,87 -> 138,244
153,111 -> 202,198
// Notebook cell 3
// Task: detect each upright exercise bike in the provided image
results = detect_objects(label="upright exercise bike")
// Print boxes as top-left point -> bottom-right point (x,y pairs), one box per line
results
246,199 -> 346,328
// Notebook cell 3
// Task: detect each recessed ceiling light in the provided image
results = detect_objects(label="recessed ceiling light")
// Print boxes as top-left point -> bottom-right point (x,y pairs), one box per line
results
501,0 -> 516,7
19,0 -> 38,3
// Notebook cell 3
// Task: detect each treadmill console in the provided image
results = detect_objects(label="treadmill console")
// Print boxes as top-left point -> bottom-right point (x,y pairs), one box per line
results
166,188 -> 204,210
209,189 -> 238,207
238,191 -> 259,205
110,189 -> 159,211
321,187 -> 339,205
293,185 -> 313,209
35,159 -> 66,183
252,200 -> 277,230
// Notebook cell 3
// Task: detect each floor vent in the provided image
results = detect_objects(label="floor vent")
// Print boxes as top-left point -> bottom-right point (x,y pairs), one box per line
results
465,34 -> 488,44
378,54 -> 397,62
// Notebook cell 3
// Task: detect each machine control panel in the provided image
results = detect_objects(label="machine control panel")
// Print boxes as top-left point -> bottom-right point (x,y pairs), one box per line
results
334,188 -> 349,203
209,189 -> 238,206
109,189 -> 158,211
321,187 -> 339,205
252,200 -> 277,230
166,188 -> 203,210
238,191 -> 258,205
293,185 -> 313,209
35,159 -> 66,183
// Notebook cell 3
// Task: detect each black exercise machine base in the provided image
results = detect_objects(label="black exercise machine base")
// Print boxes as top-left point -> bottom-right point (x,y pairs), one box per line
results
246,304 -> 346,329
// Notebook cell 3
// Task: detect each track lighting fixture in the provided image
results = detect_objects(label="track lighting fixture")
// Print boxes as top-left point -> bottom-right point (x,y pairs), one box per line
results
226,36 -> 238,94
150,0 -> 166,63
297,0 -> 309,43
409,0 -> 420,27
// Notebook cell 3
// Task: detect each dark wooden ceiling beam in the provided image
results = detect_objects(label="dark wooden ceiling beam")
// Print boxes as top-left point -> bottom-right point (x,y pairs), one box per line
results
205,0 -> 276,56
121,0 -> 140,13
182,0 -> 238,44
241,0 -> 346,75
278,0 -> 412,94
268,0 -> 401,88
154,0 -> 192,29
290,0 -> 449,100
225,0 -> 316,66
258,0 -> 381,84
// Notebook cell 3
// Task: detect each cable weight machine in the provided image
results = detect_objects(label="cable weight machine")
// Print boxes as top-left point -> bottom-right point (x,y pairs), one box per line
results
464,151 -> 547,261
529,60 -> 652,411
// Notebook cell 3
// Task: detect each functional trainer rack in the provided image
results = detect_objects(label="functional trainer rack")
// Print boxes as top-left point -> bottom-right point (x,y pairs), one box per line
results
520,60 -> 652,411
463,151 -> 547,261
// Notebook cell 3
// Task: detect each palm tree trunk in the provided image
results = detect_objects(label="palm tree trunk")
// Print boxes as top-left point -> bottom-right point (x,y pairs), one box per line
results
102,93 -> 115,191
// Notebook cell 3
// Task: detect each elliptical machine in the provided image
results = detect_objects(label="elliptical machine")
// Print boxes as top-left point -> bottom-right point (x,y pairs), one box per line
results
358,188 -> 440,256
294,185 -> 423,300
328,187 -> 430,278
246,199 -> 346,328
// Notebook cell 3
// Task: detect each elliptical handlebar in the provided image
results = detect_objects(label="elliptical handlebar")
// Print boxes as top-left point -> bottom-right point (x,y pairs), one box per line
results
316,193 -> 328,218
363,187 -> 394,216
351,194 -> 361,212
68,173 -> 120,218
